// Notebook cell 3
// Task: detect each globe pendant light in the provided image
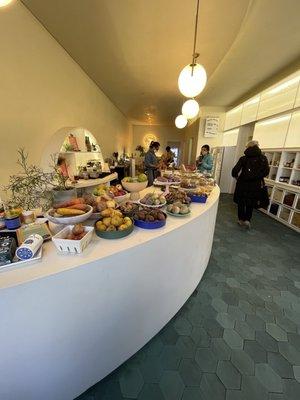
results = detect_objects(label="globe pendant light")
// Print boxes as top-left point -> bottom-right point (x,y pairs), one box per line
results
175,115 -> 188,129
179,64 -> 207,98
178,0 -> 207,98
182,99 -> 200,119
0,0 -> 13,6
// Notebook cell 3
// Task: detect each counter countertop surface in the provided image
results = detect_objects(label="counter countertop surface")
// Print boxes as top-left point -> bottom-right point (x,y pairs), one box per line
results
74,172 -> 118,188
0,186 -> 220,290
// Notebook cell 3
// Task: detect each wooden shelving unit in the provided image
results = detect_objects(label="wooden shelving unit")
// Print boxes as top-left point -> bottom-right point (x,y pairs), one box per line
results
261,148 -> 300,232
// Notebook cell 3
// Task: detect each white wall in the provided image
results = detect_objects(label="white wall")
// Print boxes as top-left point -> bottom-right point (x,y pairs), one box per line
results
0,2 -> 131,186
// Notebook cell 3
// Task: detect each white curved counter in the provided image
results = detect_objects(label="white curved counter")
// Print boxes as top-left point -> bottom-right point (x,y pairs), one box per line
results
0,186 -> 220,400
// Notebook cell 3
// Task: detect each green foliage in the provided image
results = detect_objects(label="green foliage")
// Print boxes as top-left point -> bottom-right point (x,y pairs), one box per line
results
4,149 -> 53,211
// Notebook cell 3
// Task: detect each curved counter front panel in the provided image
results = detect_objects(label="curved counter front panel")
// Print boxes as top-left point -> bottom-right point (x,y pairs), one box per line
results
0,187 -> 220,400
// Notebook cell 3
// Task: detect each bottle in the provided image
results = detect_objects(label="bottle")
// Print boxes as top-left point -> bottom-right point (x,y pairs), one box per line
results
85,136 -> 92,152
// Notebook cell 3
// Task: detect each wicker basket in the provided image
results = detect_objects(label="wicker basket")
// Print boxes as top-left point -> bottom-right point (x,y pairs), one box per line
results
52,225 -> 94,254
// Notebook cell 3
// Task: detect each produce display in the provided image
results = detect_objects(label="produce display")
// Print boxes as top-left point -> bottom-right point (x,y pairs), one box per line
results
156,174 -> 181,183
95,208 -> 133,232
118,201 -> 139,216
109,184 -> 128,198
47,197 -> 93,224
2,170 -> 216,257
66,224 -> 88,240
123,174 -> 147,183
140,193 -> 166,206
133,208 -> 167,229
165,189 -> 191,205
121,175 -> 148,200
180,179 -> 197,189
188,187 -> 211,196
166,202 -> 190,216
51,198 -> 91,217
83,193 -> 116,213
93,184 -> 127,199
93,184 -> 112,197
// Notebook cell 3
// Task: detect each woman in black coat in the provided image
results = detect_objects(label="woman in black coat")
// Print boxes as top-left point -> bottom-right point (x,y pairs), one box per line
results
232,141 -> 269,228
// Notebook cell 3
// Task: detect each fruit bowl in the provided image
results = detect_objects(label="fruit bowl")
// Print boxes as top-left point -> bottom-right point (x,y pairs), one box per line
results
137,200 -> 166,208
95,218 -> 134,239
188,194 -> 207,203
118,201 -> 139,217
166,202 -> 191,217
166,210 -> 191,217
114,192 -> 130,204
46,205 -> 93,225
121,180 -> 148,200
133,209 -> 167,229
134,214 -> 167,229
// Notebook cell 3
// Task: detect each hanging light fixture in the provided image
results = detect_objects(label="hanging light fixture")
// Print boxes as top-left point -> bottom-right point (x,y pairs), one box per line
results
178,0 -> 207,98
182,99 -> 200,119
0,0 -> 13,7
175,115 -> 188,129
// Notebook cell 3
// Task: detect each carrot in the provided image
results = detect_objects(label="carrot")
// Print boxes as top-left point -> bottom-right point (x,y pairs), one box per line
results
56,208 -> 85,216
66,204 -> 88,211
53,198 -> 84,209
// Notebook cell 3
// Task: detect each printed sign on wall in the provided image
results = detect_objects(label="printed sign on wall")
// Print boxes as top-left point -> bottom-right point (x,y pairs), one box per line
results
204,117 -> 219,137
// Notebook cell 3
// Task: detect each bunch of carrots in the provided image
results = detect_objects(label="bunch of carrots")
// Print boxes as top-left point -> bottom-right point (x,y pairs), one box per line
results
53,198 -> 88,216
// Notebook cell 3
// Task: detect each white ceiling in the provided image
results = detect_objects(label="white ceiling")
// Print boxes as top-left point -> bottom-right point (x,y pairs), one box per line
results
22,0 -> 300,124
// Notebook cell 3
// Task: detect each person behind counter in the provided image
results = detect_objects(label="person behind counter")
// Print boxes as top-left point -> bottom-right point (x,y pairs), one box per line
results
196,144 -> 213,173
231,140 -> 269,228
144,141 -> 160,186
161,146 -> 174,168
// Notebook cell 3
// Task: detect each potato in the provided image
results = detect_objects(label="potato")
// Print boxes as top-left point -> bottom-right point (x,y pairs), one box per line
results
72,224 -> 84,236
118,224 -> 128,231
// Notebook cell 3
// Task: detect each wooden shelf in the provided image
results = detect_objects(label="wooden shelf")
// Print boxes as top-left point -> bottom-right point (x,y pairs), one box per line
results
262,148 -> 300,232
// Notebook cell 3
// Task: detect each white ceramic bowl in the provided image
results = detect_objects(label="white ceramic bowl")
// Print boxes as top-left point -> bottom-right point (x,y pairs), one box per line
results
138,200 -> 167,208
114,192 -> 130,203
46,205 -> 93,225
121,180 -> 148,193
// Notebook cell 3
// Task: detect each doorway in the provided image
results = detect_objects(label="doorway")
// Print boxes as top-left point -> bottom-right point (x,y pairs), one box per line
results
167,141 -> 182,166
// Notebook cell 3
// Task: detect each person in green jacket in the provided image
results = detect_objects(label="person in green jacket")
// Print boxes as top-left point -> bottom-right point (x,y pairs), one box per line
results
196,144 -> 213,173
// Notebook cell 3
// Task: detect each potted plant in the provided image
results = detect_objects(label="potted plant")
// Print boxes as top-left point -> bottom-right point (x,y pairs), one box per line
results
3,148 -> 53,214
135,145 -> 145,157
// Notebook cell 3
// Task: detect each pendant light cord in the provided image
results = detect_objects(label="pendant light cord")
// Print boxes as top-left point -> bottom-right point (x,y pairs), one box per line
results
192,0 -> 200,75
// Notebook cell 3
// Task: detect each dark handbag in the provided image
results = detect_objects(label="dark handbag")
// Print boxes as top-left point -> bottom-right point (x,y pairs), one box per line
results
258,181 -> 269,209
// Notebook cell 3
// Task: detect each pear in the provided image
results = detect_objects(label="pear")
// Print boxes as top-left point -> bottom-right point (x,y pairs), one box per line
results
102,217 -> 112,227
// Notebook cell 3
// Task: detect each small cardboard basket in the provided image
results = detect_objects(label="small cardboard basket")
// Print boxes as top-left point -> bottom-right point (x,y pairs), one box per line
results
52,225 -> 94,254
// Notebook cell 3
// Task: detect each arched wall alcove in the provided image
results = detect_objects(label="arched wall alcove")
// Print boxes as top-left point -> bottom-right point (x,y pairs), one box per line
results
40,127 -> 104,175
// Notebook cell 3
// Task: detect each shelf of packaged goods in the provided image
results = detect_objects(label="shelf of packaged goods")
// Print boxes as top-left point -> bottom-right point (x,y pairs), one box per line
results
259,208 -> 300,233
265,179 -> 300,192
